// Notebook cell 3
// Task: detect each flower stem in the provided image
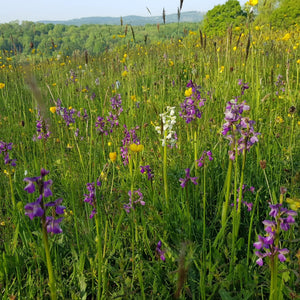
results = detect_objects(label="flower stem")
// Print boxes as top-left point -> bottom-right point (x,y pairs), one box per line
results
201,163 -> 206,299
41,220 -> 57,300
194,130 -> 197,170
247,188 -> 261,266
221,158 -> 233,228
8,169 -> 16,209
163,142 -> 168,207
95,213 -> 103,299
269,256 -> 278,300
230,146 -> 239,275
236,148 -> 247,237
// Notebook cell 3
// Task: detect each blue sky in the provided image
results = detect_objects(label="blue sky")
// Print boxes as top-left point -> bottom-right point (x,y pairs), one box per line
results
1,0 -> 248,23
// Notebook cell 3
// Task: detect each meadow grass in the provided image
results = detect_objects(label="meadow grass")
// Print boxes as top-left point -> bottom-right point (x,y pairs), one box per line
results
0,23 -> 299,299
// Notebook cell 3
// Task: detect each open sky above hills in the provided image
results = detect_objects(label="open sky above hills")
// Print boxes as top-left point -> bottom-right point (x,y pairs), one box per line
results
1,0 -> 248,23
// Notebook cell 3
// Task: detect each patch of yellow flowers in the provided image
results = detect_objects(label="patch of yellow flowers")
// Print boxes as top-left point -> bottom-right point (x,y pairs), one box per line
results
129,143 -> 144,153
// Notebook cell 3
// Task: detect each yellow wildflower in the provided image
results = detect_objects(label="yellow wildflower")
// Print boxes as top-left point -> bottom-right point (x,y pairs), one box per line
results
50,106 -> 57,114
131,95 -> 137,102
282,33 -> 291,41
122,70 -> 128,77
219,66 -> 225,73
0,221 -> 5,226
184,88 -> 193,97
109,152 -> 117,162
275,116 -> 284,124
297,59 -> 300,64
205,75 -> 210,80
129,143 -> 144,153
0,83 -> 5,89
100,171 -> 107,181
108,142 -> 112,147
233,46 -> 237,51
286,197 -> 300,211
248,0 -> 258,6
169,59 -> 174,67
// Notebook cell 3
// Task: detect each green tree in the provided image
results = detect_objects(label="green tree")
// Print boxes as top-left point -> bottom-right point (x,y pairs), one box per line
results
202,0 -> 246,36
270,0 -> 300,28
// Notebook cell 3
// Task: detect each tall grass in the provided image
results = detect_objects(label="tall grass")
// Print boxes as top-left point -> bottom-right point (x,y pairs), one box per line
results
0,22 -> 299,299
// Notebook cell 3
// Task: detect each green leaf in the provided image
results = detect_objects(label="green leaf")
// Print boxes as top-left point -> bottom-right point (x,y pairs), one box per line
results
219,288 -> 234,300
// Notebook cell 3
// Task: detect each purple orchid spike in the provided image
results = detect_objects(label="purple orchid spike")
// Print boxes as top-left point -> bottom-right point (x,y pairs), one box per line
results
179,168 -> 198,188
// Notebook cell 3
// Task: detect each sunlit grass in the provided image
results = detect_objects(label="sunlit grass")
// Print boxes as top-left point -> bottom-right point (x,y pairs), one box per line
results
0,20 -> 299,299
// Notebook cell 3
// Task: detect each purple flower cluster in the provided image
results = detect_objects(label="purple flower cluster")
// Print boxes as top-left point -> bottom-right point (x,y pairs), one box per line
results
156,241 -> 166,261
95,94 -> 123,135
238,79 -> 249,96
24,168 -> 65,234
140,165 -> 154,181
33,112 -> 51,141
222,98 -> 260,160
179,168 -> 198,188
0,141 -> 16,167
84,181 -> 101,219
95,116 -> 107,135
120,125 -> 140,165
275,74 -> 285,96
197,150 -> 213,167
231,184 -> 254,211
68,69 -> 77,84
254,203 -> 297,266
123,189 -> 145,213
179,80 -> 206,124
56,99 -> 77,126
77,108 -> 88,121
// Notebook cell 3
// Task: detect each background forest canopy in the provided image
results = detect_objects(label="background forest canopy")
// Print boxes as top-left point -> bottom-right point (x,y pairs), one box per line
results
0,0 -> 299,58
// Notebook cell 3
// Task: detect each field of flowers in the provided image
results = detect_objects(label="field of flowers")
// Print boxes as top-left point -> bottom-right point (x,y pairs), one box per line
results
0,18 -> 300,299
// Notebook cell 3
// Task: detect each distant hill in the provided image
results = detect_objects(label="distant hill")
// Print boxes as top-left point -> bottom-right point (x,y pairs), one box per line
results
39,11 -> 205,26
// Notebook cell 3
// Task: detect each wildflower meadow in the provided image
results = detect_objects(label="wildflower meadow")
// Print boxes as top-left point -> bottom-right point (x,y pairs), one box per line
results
0,2 -> 299,299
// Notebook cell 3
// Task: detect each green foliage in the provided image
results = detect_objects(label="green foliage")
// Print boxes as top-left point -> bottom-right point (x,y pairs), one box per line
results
202,0 -> 246,36
270,0 -> 300,28
0,21 -> 200,57
0,9 -> 299,299
253,0 -> 300,28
